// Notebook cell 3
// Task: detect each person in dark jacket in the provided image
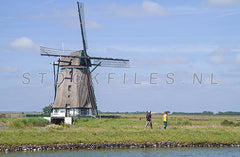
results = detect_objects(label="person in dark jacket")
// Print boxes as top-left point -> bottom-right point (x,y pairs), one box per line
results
144,110 -> 153,130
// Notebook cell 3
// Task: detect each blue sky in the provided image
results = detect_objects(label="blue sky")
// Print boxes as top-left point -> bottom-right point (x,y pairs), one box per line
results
0,0 -> 240,113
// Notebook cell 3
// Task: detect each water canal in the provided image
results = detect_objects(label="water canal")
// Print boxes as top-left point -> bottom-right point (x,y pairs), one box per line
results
1,147 -> 240,157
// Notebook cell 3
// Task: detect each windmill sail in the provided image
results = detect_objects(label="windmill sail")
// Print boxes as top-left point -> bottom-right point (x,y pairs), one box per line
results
40,46 -> 130,68
77,2 -> 88,54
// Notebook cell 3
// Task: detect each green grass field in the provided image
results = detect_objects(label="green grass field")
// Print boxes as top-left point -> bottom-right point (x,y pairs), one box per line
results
0,114 -> 239,145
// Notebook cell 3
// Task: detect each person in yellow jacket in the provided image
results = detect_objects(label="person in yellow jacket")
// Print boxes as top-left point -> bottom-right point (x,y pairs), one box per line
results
163,112 -> 168,130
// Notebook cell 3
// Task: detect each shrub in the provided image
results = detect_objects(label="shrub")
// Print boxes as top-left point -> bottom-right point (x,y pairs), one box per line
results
172,127 -> 177,130
82,119 -> 89,122
60,121 -> 70,128
73,118 -> 80,124
25,118 -> 49,126
7,118 -> 49,128
0,118 -> 9,124
182,121 -> 192,126
8,120 -> 25,129
235,122 -> 240,127
221,120 -> 235,127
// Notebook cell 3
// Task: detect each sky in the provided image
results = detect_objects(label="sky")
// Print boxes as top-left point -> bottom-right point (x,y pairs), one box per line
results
0,0 -> 240,113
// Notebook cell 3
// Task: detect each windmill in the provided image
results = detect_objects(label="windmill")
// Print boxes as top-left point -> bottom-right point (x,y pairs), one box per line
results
41,2 -> 129,122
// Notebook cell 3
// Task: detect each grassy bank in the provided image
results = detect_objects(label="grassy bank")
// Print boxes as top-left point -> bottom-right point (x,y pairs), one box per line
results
0,115 -> 240,145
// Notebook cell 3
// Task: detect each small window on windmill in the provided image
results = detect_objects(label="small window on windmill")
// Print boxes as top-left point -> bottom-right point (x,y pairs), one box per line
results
68,95 -> 70,98
68,85 -> 71,91
66,104 -> 70,108
69,69 -> 72,75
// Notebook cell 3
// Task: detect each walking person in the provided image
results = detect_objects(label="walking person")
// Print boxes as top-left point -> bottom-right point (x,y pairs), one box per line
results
145,110 -> 153,130
163,112 -> 168,130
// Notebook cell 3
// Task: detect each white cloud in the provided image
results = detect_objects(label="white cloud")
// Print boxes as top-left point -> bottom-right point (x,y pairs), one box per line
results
169,6 -> 208,15
201,0 -> 240,17
213,45 -> 237,54
109,1 -> 170,18
86,20 -> 103,29
24,8 -> 102,30
168,1 -> 240,17
236,54 -> 240,64
93,44 -> 217,55
0,66 -> 18,73
208,55 -> 224,64
162,57 -> 188,64
206,0 -> 240,6
110,4 -> 140,17
217,9 -> 240,17
134,57 -> 189,67
142,1 -> 170,17
10,37 -> 38,51
207,45 -> 240,65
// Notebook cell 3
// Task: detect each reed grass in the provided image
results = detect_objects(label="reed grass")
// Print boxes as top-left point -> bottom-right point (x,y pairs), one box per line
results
4,118 -> 49,129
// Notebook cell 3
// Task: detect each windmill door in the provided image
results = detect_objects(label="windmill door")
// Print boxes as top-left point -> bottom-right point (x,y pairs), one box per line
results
66,104 -> 70,117
66,109 -> 70,117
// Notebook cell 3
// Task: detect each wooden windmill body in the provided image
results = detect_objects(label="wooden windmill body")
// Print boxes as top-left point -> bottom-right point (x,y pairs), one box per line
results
52,51 -> 98,117
41,2 -> 129,121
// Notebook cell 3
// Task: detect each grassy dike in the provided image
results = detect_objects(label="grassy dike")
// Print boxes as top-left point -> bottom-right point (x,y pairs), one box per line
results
0,115 -> 240,145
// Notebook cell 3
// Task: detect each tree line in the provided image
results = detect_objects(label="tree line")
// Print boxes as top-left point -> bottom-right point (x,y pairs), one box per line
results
42,104 -> 240,116
172,111 -> 240,116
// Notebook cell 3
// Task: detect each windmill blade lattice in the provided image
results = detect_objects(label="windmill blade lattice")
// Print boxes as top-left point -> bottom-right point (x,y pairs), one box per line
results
77,2 -> 88,53
41,46 -> 129,68
40,46 -> 77,56
92,58 -> 129,68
